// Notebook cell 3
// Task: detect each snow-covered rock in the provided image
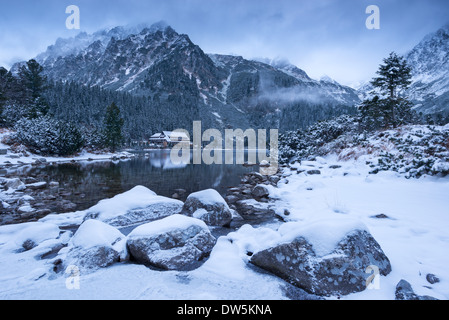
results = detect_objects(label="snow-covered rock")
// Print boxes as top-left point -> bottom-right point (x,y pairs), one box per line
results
0,222 -> 61,252
250,218 -> 392,297
4,178 -> 25,191
181,189 -> 232,227
395,279 -> 438,300
234,199 -> 275,224
17,205 -> 35,215
59,219 -> 128,273
251,185 -> 270,199
25,181 -> 47,190
126,214 -> 216,271
83,186 -> 183,227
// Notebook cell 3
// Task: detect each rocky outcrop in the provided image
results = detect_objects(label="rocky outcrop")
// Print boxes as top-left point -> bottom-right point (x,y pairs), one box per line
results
250,227 -> 392,297
127,214 -> 216,271
0,176 -> 79,225
181,189 -> 232,227
224,170 -> 285,225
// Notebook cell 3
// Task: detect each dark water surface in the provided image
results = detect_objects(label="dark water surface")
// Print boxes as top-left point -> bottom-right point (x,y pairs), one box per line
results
10,150 -> 258,213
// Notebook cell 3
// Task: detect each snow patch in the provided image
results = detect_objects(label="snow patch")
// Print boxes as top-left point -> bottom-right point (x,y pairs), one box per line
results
128,214 -> 209,238
84,185 -> 180,222
278,218 -> 368,257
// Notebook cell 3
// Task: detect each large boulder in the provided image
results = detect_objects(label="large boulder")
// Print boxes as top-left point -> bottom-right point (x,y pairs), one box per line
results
59,219 -> 128,273
127,214 -> 216,271
250,219 -> 392,297
83,186 -> 183,227
181,189 -> 232,227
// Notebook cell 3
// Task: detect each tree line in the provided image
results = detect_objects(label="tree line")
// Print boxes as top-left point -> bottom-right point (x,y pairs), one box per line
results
0,60 -> 124,155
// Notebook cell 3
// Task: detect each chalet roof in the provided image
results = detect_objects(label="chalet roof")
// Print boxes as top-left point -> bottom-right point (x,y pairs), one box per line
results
163,131 -> 189,140
150,131 -> 190,142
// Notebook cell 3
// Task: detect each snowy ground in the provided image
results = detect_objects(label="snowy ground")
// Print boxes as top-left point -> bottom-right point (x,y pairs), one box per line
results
275,156 -> 449,300
1,153 -> 448,300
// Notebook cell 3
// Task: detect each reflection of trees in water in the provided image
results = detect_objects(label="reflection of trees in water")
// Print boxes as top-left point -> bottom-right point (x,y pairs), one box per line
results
21,153 -> 255,211
116,156 -> 253,199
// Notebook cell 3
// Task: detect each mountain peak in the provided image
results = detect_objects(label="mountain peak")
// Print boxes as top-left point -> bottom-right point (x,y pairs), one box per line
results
320,75 -> 338,84
401,22 -> 449,113
254,57 -> 312,82
34,21 -> 178,67
147,20 -> 170,32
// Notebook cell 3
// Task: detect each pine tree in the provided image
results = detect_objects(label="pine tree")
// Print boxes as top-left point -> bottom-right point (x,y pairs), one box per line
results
0,67 -> 18,104
0,67 -> 7,122
103,102 -> 124,152
0,67 -> 7,103
18,59 -> 49,118
359,52 -> 414,129
371,52 -> 412,99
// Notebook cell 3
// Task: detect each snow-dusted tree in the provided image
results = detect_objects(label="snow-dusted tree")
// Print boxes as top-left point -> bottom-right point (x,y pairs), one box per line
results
371,52 -> 412,99
0,67 -> 28,126
359,52 -> 414,129
103,102 -> 124,152
18,59 -> 49,118
0,67 -> 7,103
0,67 -> 6,122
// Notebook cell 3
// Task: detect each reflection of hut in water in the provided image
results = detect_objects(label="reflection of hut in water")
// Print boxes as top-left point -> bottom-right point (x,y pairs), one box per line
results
148,150 -> 189,170
149,131 -> 191,148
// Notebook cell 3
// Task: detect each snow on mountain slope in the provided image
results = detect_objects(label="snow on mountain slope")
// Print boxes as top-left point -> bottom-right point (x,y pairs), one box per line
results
34,22 -> 208,95
405,24 -> 449,114
254,57 -> 360,106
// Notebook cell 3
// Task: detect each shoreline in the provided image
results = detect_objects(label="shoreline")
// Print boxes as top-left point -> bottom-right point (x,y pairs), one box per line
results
0,150 -> 270,226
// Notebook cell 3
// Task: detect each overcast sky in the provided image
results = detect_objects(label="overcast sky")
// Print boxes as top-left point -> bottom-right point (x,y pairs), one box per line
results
0,0 -> 448,87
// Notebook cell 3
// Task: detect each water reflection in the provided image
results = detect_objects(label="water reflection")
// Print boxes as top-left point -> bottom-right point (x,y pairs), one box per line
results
8,150 -> 258,213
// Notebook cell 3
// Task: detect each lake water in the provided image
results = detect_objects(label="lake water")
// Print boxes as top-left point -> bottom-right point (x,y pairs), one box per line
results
8,150 -> 259,213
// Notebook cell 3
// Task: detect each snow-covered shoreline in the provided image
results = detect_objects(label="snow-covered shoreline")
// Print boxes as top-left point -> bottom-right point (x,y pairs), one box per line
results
1,128 -> 139,224
1,128 -> 136,167
1,153 -> 448,300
